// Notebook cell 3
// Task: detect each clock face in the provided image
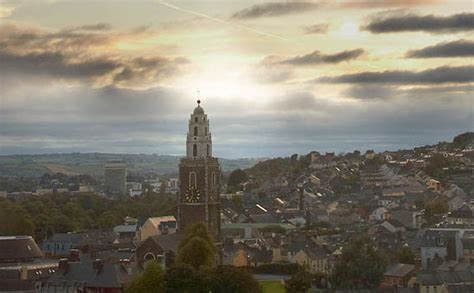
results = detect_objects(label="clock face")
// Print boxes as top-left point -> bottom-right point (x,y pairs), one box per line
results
184,186 -> 201,203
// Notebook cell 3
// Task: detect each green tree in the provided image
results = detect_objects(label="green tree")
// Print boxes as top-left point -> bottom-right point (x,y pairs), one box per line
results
331,237 -> 387,289
178,222 -> 215,252
126,260 -> 164,293
398,246 -> 415,264
164,263 -> 205,293
177,237 -> 215,270
453,132 -> 474,149
227,169 -> 248,188
209,266 -> 261,293
176,223 -> 216,270
285,271 -> 313,293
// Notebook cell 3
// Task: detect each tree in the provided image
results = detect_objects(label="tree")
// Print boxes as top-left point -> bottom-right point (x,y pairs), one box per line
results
331,237 -> 387,289
209,266 -> 261,293
176,223 -> 216,270
178,222 -> 215,252
163,263 -> 205,293
126,260 -> 164,293
227,169 -> 248,188
285,271 -> 313,293
177,237 -> 215,270
398,246 -> 415,264
453,132 -> 474,149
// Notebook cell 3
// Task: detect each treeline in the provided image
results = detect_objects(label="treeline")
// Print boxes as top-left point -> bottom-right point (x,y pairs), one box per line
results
0,192 -> 176,240
0,173 -> 99,193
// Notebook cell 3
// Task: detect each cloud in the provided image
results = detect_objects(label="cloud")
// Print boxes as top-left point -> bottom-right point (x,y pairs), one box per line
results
364,12 -> 474,33
0,23 -> 188,89
1,85 -> 471,158
269,49 -> 365,66
303,23 -> 329,34
0,1 -> 15,18
344,84 -> 473,100
406,39 -> 474,58
344,85 -> 397,100
318,65 -> 474,84
231,2 -> 319,19
340,0 -> 439,9
73,23 -> 113,31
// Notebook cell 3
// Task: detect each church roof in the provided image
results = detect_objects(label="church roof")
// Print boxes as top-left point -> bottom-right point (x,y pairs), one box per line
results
193,100 -> 205,115
193,105 -> 204,115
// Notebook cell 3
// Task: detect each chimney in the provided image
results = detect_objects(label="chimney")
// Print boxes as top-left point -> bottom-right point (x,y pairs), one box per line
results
93,259 -> 104,273
68,249 -> 80,262
58,258 -> 69,271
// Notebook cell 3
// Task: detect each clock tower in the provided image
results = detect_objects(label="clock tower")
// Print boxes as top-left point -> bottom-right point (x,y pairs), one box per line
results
178,100 -> 221,241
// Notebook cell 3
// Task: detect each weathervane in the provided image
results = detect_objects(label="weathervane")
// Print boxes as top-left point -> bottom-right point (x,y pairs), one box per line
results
196,90 -> 201,106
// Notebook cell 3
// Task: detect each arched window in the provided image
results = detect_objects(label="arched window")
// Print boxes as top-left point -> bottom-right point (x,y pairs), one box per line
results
204,127 -> 208,135
207,144 -> 210,156
194,117 -> 198,122
193,144 -> 197,157
212,172 -> 217,187
189,172 -> 197,187
194,126 -> 198,136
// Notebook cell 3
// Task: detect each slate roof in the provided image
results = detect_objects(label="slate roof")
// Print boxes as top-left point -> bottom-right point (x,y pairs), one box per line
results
0,236 -> 43,262
149,233 -> 182,254
47,261 -> 129,288
113,225 -> 137,234
384,263 -> 415,277
303,244 -> 329,259
421,230 -> 457,247
45,233 -> 84,244
417,270 -> 474,285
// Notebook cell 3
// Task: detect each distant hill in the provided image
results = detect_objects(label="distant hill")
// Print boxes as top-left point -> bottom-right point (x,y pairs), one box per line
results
0,153 -> 264,177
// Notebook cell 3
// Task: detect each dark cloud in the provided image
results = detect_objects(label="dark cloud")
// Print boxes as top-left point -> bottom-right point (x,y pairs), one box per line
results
344,85 -> 397,100
0,23 -> 187,88
344,84 -> 473,100
364,12 -> 474,33
340,0 -> 439,9
274,49 -> 365,65
318,65 -> 474,84
74,23 -> 112,31
231,2 -> 319,19
303,24 -> 329,34
1,85 -> 471,158
406,39 -> 474,58
0,51 -> 119,79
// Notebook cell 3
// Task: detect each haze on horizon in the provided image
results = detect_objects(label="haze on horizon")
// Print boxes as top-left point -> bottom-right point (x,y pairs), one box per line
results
0,0 -> 473,159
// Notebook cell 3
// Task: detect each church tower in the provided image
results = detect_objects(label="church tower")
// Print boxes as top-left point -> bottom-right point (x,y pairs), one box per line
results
178,100 -> 221,241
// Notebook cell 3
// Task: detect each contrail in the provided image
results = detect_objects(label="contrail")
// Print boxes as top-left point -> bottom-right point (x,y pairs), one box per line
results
156,0 -> 288,41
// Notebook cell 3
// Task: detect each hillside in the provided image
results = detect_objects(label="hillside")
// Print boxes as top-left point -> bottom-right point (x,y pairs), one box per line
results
0,153 -> 263,177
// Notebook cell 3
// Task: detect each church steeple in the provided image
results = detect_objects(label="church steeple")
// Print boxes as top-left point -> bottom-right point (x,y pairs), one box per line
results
186,100 -> 212,158
178,100 -> 221,242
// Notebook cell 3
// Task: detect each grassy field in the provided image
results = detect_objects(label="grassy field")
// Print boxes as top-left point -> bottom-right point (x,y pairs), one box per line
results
260,280 -> 286,293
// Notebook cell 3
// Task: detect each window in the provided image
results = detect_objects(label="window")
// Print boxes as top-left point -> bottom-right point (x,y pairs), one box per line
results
193,144 -> 197,157
194,117 -> 198,122
205,127 -> 208,135
212,172 -> 217,187
189,172 -> 197,187
207,144 -> 210,156
194,126 -> 198,136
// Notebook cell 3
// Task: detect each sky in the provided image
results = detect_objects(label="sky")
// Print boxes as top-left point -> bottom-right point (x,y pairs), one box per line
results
0,0 -> 473,158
